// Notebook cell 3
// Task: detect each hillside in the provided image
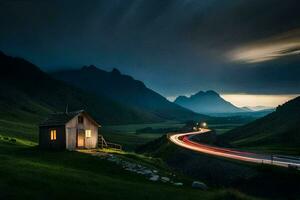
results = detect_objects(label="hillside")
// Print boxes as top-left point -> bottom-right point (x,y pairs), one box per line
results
174,90 -> 243,114
53,66 -> 205,121
137,135 -> 300,199
0,51 -> 161,127
221,96 -> 300,155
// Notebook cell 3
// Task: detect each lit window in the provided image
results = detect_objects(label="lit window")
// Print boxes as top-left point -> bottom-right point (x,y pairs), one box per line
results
85,130 -> 91,138
50,130 -> 57,140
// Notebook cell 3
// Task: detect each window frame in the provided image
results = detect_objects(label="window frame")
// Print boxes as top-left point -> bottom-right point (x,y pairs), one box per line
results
85,130 -> 91,138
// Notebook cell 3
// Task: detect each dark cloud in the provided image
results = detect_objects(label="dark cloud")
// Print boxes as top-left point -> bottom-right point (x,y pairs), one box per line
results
0,0 -> 299,97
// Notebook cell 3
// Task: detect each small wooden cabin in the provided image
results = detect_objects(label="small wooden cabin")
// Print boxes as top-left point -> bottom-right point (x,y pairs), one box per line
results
39,110 -> 100,150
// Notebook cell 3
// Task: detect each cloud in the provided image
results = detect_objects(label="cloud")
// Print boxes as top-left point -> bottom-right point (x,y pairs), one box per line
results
227,29 -> 300,63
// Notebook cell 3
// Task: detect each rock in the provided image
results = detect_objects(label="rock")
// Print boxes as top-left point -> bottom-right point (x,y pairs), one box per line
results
149,175 -> 160,181
143,169 -> 153,175
174,182 -> 183,186
161,177 -> 170,182
192,181 -> 208,190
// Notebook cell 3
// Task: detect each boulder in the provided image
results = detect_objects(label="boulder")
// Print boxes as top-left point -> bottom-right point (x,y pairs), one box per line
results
192,181 -> 208,190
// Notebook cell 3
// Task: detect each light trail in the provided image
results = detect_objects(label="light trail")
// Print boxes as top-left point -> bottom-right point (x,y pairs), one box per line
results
168,129 -> 300,168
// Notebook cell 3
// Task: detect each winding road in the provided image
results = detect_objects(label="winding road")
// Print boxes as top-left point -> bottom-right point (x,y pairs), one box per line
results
168,129 -> 300,168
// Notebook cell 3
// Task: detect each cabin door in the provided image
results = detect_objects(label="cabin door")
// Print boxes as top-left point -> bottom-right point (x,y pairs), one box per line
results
77,130 -> 85,148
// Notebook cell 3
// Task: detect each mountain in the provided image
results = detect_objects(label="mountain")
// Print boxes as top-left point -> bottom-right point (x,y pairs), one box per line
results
221,96 -> 300,154
174,90 -> 244,114
53,66 -> 205,121
241,107 -> 253,112
0,51 -> 161,125
247,106 -> 274,111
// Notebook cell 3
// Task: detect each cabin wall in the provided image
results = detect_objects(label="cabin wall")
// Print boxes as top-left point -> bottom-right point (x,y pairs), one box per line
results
65,127 -> 77,150
65,113 -> 98,150
39,125 -> 66,150
65,116 -> 77,150
83,116 -> 98,149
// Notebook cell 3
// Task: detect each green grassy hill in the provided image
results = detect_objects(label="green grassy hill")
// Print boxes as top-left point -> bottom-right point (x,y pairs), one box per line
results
0,51 -> 163,127
220,96 -> 300,155
1,138 -> 262,200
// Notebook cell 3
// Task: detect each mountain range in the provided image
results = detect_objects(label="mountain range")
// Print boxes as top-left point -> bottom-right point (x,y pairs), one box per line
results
0,52 -> 168,125
246,106 -> 274,111
52,66 -> 204,121
174,90 -> 244,114
0,51 -> 206,126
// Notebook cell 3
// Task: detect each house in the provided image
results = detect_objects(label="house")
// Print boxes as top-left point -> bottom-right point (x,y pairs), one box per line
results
39,110 -> 100,150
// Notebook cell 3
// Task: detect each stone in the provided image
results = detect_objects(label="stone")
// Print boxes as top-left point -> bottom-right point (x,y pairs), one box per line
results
192,181 -> 208,190
149,175 -> 160,181
174,182 -> 183,186
161,177 -> 170,182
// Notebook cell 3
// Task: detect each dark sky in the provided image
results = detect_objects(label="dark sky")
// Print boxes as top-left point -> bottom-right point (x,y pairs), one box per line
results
1,0 -> 300,98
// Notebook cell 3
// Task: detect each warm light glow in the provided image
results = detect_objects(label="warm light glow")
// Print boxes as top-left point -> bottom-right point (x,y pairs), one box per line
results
221,94 -> 299,107
201,122 -> 207,127
85,130 -> 91,138
50,130 -> 56,140
228,29 -> 300,63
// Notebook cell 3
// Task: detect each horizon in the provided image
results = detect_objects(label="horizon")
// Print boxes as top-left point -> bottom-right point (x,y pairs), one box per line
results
167,93 -> 300,108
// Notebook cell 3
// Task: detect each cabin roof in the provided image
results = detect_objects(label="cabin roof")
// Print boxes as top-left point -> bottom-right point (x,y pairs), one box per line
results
39,110 -> 100,127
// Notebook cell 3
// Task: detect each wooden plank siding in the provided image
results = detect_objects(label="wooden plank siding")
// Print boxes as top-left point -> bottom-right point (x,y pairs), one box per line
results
39,125 -> 66,150
65,113 -> 98,150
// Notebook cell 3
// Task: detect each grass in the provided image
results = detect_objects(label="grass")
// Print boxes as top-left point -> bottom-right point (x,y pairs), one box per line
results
0,119 -> 38,141
0,138 -> 259,200
209,123 -> 243,135
0,116 -> 261,200
102,121 -> 185,151
138,136 -> 300,199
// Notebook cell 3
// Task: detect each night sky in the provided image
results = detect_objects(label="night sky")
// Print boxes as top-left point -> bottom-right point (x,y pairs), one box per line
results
1,0 -> 300,103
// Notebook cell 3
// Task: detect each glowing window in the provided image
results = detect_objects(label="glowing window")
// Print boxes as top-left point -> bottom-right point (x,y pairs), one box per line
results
85,130 -> 91,138
50,130 -> 57,140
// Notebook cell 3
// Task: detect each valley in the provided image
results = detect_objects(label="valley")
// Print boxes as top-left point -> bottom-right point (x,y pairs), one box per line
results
1,1 -> 300,199
0,51 -> 299,200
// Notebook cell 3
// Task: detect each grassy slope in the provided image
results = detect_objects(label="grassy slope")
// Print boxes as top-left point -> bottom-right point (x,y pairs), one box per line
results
221,96 -> 300,155
0,96 -> 258,200
0,129 -> 258,200
102,121 -> 185,151
137,135 -> 300,200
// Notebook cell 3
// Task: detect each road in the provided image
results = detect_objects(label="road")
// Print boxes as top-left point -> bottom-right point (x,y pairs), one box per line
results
168,129 -> 300,168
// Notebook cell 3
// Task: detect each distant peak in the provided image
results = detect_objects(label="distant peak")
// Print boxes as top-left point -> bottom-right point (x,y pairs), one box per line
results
192,90 -> 219,98
174,95 -> 189,103
111,68 -> 121,75
175,95 -> 188,100
81,65 -> 98,71
205,90 -> 219,96
194,91 -> 205,96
